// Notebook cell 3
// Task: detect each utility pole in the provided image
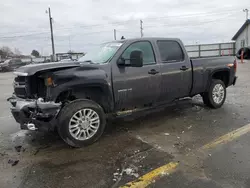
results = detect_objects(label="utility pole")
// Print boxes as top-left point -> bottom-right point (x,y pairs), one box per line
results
47,7 -> 55,60
140,20 -> 143,37
69,36 -> 71,51
243,8 -> 249,20
114,29 -> 117,40
243,9 -> 249,46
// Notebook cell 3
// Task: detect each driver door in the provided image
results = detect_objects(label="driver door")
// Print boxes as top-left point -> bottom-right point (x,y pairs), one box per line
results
112,41 -> 161,111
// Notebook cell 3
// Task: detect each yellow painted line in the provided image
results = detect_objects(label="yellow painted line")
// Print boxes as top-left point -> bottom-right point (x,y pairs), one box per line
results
201,123 -> 250,150
121,123 -> 250,188
120,162 -> 178,188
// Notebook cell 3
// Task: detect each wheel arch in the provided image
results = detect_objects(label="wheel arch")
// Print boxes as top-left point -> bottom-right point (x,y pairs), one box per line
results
55,83 -> 114,113
206,68 -> 230,91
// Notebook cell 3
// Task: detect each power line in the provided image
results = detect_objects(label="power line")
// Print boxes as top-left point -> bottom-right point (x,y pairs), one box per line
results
0,11 -> 239,41
0,8 -> 241,37
143,12 -> 238,28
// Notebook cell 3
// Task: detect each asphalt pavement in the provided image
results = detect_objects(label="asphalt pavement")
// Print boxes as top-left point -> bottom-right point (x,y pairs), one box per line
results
0,60 -> 250,188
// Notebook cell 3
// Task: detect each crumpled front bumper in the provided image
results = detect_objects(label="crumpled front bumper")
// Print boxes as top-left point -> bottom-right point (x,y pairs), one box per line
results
8,96 -> 61,131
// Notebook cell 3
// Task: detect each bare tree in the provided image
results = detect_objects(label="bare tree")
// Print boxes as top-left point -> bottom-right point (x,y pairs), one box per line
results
0,46 -> 13,58
14,48 -> 22,55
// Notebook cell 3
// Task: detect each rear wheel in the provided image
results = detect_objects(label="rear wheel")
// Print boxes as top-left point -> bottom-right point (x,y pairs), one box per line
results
202,79 -> 226,109
57,99 -> 106,147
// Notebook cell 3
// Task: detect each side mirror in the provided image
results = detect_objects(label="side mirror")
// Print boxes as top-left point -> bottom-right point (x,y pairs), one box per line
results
117,57 -> 125,66
130,50 -> 143,67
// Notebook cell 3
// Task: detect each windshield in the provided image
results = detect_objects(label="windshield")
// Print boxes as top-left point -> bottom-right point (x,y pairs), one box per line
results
78,42 -> 123,64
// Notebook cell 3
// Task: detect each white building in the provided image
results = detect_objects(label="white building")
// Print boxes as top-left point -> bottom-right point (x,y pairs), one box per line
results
232,19 -> 250,51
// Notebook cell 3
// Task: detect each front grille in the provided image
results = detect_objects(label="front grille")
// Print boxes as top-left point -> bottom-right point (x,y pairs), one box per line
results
14,87 -> 26,98
13,75 -> 47,99
13,76 -> 28,98
14,76 -> 25,83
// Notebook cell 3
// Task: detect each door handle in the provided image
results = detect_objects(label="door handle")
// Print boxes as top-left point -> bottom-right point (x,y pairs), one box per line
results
180,66 -> 189,71
148,69 -> 159,75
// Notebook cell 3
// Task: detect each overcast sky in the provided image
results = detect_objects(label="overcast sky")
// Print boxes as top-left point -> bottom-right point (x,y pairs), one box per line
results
0,0 -> 249,55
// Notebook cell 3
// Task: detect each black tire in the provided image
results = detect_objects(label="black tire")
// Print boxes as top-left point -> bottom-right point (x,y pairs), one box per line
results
202,79 -> 226,109
57,99 -> 106,147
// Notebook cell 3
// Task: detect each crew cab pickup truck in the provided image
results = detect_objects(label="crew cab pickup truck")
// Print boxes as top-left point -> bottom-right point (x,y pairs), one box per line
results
8,37 -> 237,147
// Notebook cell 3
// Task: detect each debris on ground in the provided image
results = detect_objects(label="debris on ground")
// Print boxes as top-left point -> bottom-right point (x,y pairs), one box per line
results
123,167 -> 139,178
14,146 -> 22,152
33,145 -> 50,155
8,159 -> 19,166
136,135 -> 148,144
164,133 -> 170,136
161,171 -> 170,176
0,152 -> 7,156
187,125 -> 192,130
64,176 -> 71,179
208,154 -> 212,157
177,136 -> 180,139
192,105 -> 202,112
182,131 -> 185,134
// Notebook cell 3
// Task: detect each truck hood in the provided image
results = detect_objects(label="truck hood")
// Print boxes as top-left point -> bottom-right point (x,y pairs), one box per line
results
14,62 -> 81,76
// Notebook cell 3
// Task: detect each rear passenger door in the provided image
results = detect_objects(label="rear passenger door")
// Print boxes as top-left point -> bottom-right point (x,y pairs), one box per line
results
156,40 -> 192,102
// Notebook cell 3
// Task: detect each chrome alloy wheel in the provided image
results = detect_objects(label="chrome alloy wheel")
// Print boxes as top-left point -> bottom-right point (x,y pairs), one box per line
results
68,108 -> 100,140
212,84 -> 225,104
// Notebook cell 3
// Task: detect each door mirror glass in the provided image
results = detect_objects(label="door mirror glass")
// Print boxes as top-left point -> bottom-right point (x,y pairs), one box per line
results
130,50 -> 143,67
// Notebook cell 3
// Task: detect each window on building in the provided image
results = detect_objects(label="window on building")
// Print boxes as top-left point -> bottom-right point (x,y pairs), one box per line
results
157,40 -> 184,63
241,40 -> 245,47
121,41 -> 156,65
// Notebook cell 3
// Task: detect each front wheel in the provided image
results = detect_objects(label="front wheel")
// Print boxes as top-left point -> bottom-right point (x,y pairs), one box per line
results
57,99 -> 106,147
202,79 -> 226,109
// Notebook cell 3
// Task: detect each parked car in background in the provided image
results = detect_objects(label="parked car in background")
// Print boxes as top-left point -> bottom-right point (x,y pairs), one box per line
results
0,58 -> 27,72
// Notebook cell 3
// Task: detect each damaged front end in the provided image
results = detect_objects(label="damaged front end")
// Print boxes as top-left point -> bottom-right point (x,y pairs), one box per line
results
8,96 -> 61,131
8,62 -> 81,131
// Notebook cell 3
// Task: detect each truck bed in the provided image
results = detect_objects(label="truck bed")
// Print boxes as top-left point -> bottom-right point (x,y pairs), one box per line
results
190,56 -> 236,96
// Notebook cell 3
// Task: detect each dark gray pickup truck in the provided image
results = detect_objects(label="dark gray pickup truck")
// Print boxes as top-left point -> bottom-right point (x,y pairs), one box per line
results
8,37 -> 237,147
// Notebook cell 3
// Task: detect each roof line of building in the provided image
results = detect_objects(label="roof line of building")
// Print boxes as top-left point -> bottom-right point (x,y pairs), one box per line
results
232,19 -> 250,40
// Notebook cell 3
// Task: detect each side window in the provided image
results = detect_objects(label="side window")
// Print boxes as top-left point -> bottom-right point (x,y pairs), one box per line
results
121,41 -> 155,65
157,41 -> 184,63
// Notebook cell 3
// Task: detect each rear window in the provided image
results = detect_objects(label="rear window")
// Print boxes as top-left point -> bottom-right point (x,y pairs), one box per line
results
157,41 -> 184,63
